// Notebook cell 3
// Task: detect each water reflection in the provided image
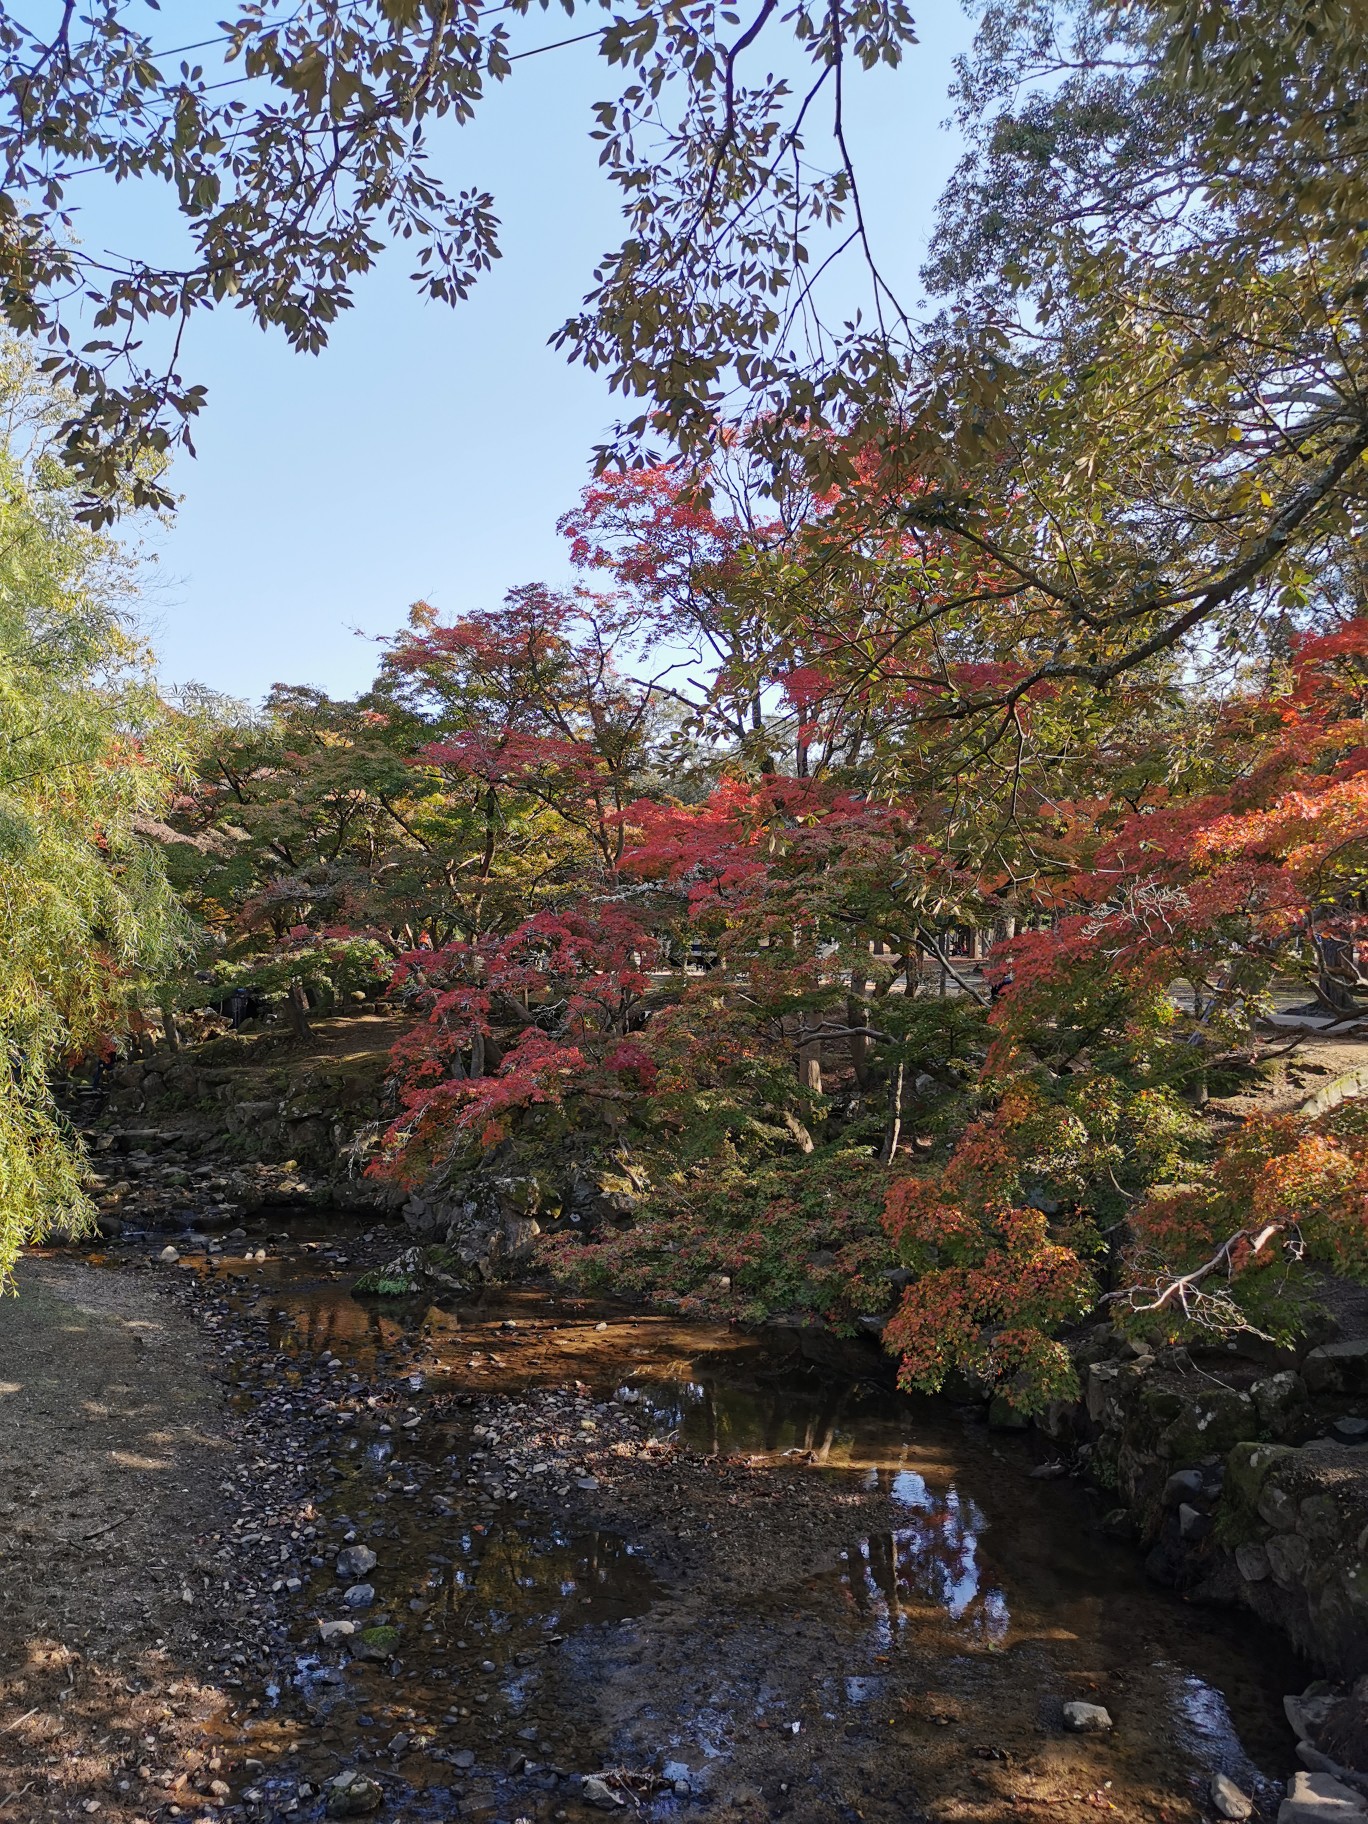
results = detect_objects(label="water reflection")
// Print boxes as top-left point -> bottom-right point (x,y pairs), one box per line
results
819,1469 -> 1012,1648
631,1373 -> 885,1461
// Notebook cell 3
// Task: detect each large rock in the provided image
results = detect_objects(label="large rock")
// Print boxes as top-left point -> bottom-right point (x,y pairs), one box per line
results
1226,1441 -> 1294,1511
1253,1371 -> 1308,1432
1286,1693 -> 1339,1743
1086,1362 -> 1126,1424
1260,1481 -> 1302,1531
336,1545 -> 377,1580
1277,1770 -> 1368,1824
1267,1533 -> 1311,1588
1157,1386 -> 1257,1462
403,1168 -> 548,1276
1236,1542 -> 1271,1582
1304,1341 -> 1368,1398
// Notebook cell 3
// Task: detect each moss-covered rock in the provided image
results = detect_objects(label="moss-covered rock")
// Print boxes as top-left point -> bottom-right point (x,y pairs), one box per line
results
1156,1386 -> 1258,1463
352,1625 -> 401,1662
1225,1440 -> 1294,1513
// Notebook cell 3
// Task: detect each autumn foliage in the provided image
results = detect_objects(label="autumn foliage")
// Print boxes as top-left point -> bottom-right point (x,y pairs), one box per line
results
172,459 -> 1368,1413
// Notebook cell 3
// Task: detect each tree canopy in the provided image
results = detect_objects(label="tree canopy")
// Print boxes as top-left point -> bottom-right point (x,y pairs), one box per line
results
0,0 -> 917,516
5,0 -> 1368,1412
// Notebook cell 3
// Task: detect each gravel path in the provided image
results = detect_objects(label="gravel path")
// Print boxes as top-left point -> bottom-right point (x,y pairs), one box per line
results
0,1259 -> 237,1823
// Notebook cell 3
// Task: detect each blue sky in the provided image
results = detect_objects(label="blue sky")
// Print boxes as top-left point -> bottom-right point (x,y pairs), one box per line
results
97,7 -> 974,704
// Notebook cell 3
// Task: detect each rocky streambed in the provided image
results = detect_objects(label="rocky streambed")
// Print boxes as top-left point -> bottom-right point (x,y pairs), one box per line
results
1,1210 -> 1335,1824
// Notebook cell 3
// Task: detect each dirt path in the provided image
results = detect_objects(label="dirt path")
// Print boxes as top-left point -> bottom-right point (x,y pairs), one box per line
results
0,1259 -> 237,1824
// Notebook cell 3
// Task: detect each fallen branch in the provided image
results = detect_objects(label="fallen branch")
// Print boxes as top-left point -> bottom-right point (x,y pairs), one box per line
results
81,1512 -> 130,1542
1106,1221 -> 1283,1319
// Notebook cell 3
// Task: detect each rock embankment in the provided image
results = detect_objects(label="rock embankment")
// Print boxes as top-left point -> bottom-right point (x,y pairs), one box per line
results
69,1014 -> 402,1232
1038,1314 -> 1368,1680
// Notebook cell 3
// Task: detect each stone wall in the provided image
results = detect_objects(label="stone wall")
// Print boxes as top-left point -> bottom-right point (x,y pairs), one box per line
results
1050,1322 -> 1368,1676
80,1023 -> 400,1225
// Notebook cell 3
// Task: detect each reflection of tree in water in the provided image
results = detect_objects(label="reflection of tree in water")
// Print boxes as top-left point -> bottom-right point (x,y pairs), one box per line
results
264,1285 -> 424,1368
634,1376 -> 1011,1646
637,1376 -> 863,1459
417,1523 -> 655,1641
837,1472 -> 1010,1647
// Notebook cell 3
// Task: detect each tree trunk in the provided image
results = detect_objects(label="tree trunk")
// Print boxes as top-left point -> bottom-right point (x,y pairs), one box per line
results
160,1003 -> 182,1052
1317,933 -> 1359,1013
882,1060 -> 905,1164
847,989 -> 871,1088
798,1041 -> 823,1095
285,979 -> 313,1042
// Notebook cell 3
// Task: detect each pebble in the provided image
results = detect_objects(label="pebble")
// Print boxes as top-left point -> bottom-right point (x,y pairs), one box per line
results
342,1582 -> 375,1609
336,1544 -> 377,1580
159,1245 -> 179,1264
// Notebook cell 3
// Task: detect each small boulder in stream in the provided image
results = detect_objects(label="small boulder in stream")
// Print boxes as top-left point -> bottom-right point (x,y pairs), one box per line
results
336,1544 -> 377,1580
325,1769 -> 383,1818
353,1625 -> 401,1662
341,1581 -> 375,1609
353,1248 -> 423,1295
1211,1771 -> 1254,1819
582,1774 -> 627,1809
1062,1701 -> 1113,1733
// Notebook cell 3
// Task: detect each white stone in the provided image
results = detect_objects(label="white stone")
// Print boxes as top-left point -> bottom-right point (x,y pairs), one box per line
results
1062,1701 -> 1113,1733
1277,1771 -> 1368,1824
1211,1771 -> 1254,1820
581,1774 -> 625,1809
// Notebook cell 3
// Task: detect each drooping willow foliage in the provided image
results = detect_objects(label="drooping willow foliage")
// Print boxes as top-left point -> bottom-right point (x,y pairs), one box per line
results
0,346 -> 187,1286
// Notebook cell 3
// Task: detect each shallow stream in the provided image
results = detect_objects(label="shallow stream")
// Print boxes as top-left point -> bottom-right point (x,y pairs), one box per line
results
163,1216 -> 1302,1823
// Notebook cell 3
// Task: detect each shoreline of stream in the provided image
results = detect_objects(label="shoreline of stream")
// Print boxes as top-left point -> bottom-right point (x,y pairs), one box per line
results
3,1213 -> 1324,1824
